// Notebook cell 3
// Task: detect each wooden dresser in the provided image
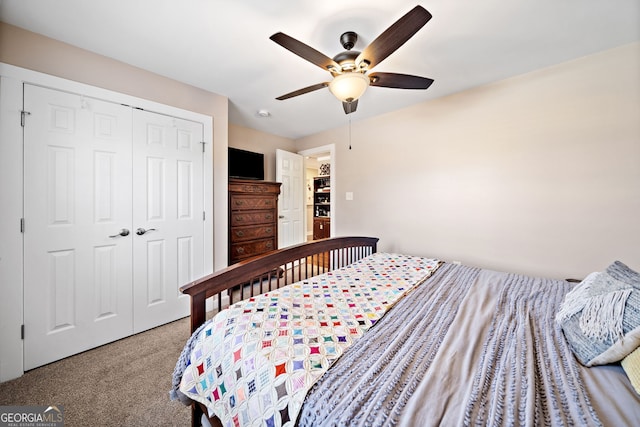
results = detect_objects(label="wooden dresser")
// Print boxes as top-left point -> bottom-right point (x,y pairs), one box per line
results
228,179 -> 281,265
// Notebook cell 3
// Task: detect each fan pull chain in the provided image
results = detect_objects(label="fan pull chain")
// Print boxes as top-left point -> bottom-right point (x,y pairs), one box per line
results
348,116 -> 352,150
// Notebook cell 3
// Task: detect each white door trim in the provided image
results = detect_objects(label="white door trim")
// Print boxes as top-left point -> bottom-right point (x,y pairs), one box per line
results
0,62 -> 213,381
0,73 -> 26,382
298,144 -> 336,238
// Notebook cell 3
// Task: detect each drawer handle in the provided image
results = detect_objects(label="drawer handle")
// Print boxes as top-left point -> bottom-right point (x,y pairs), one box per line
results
265,214 -> 273,220
265,228 -> 272,234
235,215 -> 244,222
236,230 -> 245,237
266,241 -> 273,249
237,247 -> 245,254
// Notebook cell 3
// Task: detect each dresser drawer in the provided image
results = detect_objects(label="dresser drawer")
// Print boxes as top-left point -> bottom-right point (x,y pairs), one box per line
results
230,224 -> 276,243
230,239 -> 276,262
230,210 -> 276,226
230,195 -> 276,211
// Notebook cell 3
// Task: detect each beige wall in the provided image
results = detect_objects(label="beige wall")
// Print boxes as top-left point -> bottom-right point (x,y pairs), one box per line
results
0,22 -> 230,270
296,43 -> 640,279
0,22 -> 227,120
228,123 -> 296,181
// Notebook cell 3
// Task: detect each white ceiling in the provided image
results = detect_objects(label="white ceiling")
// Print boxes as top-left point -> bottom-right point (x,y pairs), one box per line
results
1,0 -> 638,140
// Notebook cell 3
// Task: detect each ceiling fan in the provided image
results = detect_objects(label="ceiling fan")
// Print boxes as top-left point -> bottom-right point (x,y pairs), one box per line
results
270,5 -> 434,114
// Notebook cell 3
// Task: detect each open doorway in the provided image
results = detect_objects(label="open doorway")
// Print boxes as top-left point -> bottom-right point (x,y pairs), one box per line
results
299,144 -> 335,242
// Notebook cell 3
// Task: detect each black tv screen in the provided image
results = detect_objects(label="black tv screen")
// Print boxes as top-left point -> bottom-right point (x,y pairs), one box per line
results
228,147 -> 265,180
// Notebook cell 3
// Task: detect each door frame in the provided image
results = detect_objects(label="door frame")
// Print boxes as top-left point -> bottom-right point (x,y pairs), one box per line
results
0,63 -> 214,382
298,144 -> 336,239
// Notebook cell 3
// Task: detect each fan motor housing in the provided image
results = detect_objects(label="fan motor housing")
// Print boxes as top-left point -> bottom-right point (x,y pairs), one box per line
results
332,50 -> 360,73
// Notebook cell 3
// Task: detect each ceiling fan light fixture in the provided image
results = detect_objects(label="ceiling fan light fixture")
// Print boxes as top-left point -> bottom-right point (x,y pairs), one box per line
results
357,59 -> 370,71
328,72 -> 369,103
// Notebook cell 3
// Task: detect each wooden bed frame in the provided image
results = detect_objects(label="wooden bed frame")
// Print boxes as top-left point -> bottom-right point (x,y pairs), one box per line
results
179,236 -> 379,426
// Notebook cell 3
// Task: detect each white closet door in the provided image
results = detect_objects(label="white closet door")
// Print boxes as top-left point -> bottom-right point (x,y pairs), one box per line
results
132,109 -> 204,332
23,85 -> 134,370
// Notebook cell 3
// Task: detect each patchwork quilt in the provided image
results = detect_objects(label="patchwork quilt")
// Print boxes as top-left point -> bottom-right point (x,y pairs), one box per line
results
176,253 -> 442,427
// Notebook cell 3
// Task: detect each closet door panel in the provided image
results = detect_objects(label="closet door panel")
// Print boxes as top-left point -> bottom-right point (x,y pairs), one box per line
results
132,109 -> 204,332
23,85 -> 134,370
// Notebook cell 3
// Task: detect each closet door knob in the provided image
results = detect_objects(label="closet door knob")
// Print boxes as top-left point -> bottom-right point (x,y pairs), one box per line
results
109,228 -> 130,238
136,228 -> 157,235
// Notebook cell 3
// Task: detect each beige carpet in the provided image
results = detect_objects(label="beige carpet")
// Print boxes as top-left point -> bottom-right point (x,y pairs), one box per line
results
0,317 -> 193,426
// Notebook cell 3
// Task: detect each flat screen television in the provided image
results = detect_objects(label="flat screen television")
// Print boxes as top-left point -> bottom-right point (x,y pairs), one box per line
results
228,147 -> 265,180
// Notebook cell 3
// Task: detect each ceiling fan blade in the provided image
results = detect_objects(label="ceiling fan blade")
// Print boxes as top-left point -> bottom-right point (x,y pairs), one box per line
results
343,100 -> 358,114
270,32 -> 340,72
276,82 -> 329,100
356,6 -> 432,70
369,72 -> 434,89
